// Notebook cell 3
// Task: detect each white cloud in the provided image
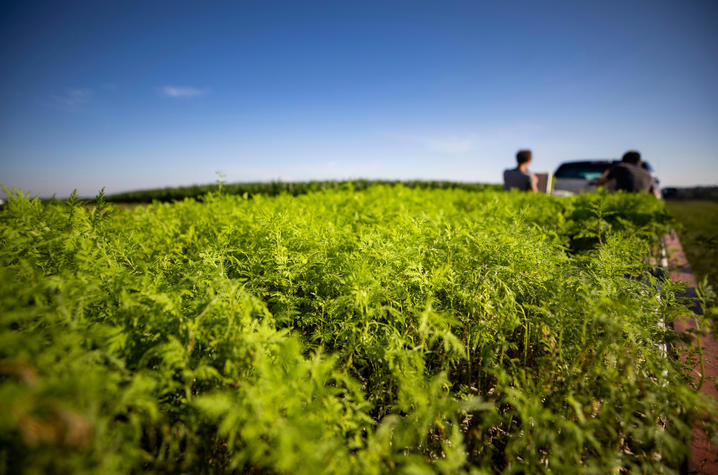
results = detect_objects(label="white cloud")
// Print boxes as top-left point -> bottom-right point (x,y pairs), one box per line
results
52,88 -> 93,106
161,86 -> 208,98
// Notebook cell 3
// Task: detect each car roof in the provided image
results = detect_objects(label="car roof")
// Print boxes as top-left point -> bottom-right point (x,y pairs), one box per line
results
553,159 -> 655,177
554,161 -> 614,175
556,160 -> 616,166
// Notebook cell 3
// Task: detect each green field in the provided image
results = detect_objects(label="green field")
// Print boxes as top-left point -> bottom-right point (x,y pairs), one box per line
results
1,186 -> 715,473
665,201 -> 718,292
102,179 -> 502,203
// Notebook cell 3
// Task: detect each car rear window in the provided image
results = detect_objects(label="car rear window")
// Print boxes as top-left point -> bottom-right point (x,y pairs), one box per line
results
554,163 -> 611,180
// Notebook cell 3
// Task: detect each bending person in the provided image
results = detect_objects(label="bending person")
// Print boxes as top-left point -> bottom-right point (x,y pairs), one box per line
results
597,150 -> 655,193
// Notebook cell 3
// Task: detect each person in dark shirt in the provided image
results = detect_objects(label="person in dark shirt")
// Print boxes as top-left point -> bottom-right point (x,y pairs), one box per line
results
503,149 -> 538,192
597,151 -> 655,193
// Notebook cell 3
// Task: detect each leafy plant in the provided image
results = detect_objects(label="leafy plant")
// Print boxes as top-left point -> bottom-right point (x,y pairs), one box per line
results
0,185 -> 713,473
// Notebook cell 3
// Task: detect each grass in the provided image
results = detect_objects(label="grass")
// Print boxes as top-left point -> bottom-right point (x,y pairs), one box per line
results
665,200 -> 718,292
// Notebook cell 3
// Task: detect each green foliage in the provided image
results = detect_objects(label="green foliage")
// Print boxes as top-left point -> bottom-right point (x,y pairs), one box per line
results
0,185 -> 714,473
102,179 -> 503,203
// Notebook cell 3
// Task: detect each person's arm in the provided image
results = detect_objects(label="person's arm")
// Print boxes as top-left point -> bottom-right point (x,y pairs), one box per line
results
596,169 -> 611,187
648,175 -> 659,197
530,172 -> 538,193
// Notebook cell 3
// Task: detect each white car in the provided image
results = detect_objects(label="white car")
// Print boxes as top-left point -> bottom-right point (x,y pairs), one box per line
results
552,160 -> 660,196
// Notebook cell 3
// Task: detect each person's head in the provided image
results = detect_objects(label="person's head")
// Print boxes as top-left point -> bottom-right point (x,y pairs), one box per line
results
621,150 -> 641,165
516,149 -> 532,166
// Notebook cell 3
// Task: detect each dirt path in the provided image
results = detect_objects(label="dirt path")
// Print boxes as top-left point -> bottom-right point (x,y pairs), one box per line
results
665,232 -> 718,474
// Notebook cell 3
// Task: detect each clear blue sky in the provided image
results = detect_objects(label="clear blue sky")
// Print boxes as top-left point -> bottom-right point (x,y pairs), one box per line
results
1,0 -> 717,197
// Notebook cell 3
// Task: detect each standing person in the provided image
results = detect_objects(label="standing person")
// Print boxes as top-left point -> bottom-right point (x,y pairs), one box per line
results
504,149 -> 538,192
596,150 -> 655,193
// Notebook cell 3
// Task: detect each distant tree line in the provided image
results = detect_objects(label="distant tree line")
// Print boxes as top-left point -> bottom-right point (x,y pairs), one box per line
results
8,181 -> 715,205
661,186 -> 718,202
104,180 -> 503,203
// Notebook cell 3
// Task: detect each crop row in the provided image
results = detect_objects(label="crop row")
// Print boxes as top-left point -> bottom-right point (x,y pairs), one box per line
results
103,179 -> 502,203
0,185 -> 714,473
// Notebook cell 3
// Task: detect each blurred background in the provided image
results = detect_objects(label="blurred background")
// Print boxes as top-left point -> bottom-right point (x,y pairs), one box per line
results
1,0 -> 717,198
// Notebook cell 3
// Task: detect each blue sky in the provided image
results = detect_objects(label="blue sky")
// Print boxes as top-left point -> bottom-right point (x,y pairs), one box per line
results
1,0 -> 717,197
